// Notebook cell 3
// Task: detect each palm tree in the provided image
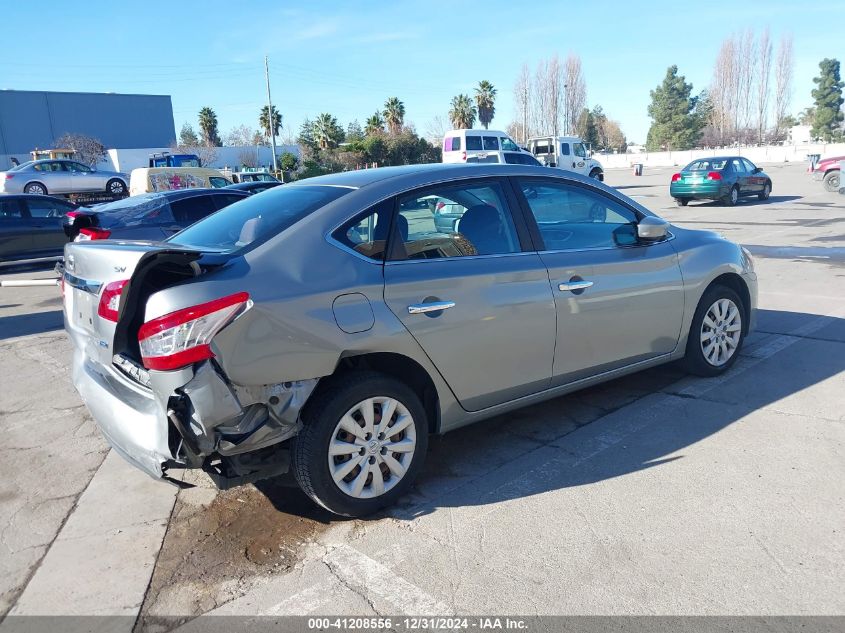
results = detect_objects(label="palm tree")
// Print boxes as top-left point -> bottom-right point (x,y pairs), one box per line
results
198,107 -> 221,146
313,113 -> 342,149
474,81 -> 497,129
259,105 -> 282,143
383,97 -> 405,134
449,94 -> 476,129
365,112 -> 385,136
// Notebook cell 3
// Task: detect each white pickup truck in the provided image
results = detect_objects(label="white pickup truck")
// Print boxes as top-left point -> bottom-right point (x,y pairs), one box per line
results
527,136 -> 604,181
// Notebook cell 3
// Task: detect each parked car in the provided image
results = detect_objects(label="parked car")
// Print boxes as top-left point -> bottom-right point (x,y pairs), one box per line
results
670,157 -> 772,206
62,164 -> 757,517
0,160 -> 128,197
810,155 -> 842,192
129,167 -> 232,196
0,194 -> 79,265
527,136 -> 605,180
63,188 -> 249,241
224,181 -> 282,195
442,129 -> 533,165
232,172 -> 279,183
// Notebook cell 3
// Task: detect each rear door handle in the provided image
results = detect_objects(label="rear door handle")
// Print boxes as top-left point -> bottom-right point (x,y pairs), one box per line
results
558,280 -> 593,292
408,301 -> 455,314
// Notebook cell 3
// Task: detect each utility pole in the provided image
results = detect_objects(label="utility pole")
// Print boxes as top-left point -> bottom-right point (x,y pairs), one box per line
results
563,83 -> 569,135
264,55 -> 278,173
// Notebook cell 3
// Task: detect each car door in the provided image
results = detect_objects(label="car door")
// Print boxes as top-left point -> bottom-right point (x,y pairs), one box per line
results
66,162 -> 100,192
22,197 -> 70,254
742,158 -> 764,192
513,177 -> 685,385
558,141 -> 571,170
35,162 -> 71,193
572,142 -> 590,176
0,198 -> 33,260
730,158 -> 750,194
382,178 -> 556,411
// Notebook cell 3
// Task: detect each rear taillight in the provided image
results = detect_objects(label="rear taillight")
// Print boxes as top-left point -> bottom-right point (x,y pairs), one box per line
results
66,210 -> 82,223
706,171 -> 722,181
4,174 -> 13,180
138,292 -> 250,371
77,227 -> 111,241
461,151 -> 467,161
97,279 -> 129,322
436,202 -> 445,211
671,173 -> 682,182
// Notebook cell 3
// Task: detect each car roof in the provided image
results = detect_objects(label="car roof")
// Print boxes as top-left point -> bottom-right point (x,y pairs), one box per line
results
286,163 -> 586,190
224,181 -> 280,190
154,188 -> 249,200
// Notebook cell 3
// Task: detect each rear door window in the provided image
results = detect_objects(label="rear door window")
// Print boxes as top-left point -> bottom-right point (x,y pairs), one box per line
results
170,195 -> 219,225
465,136 -> 483,151
332,199 -> 394,262
482,136 -> 500,150
0,199 -> 25,219
443,137 -> 461,151
731,159 -> 746,173
212,194 -> 248,210
25,199 -> 67,218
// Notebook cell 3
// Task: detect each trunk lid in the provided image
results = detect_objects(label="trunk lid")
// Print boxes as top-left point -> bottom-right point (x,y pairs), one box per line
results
63,241 -> 209,379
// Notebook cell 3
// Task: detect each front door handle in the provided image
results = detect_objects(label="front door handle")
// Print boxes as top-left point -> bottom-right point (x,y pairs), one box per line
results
408,301 -> 455,314
558,280 -> 593,292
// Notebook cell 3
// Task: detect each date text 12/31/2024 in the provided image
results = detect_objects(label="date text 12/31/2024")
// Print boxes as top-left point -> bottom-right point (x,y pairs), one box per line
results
307,617 -> 528,630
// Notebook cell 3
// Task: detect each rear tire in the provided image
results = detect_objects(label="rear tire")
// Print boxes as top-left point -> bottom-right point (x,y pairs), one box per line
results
758,181 -> 771,201
722,185 -> 739,207
24,182 -> 47,195
683,285 -> 745,377
823,170 -> 840,193
292,371 -> 429,517
675,198 -> 689,207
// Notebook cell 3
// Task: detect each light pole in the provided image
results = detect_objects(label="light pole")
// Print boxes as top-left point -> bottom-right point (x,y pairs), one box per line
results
563,83 -> 569,135
264,55 -> 278,173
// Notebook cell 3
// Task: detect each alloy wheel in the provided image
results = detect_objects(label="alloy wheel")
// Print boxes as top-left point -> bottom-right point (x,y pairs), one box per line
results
700,298 -> 742,367
327,397 -> 417,499
731,187 -> 738,205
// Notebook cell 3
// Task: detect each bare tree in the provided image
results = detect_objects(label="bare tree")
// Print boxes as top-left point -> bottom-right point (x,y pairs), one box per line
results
737,30 -> 757,137
547,55 -> 564,137
170,141 -> 218,167
238,147 -> 259,168
773,34 -> 794,142
225,125 -> 261,146
710,37 -> 736,145
513,63 -> 531,143
53,132 -> 107,167
424,115 -> 449,143
755,28 -> 773,144
563,54 -> 586,136
531,59 -> 550,136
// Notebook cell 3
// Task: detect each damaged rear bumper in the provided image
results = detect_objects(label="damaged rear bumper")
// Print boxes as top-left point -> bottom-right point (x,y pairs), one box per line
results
72,345 -> 317,485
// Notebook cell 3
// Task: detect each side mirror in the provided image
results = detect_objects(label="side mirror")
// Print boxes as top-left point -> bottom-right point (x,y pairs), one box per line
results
753,167 -> 762,174
636,216 -> 670,241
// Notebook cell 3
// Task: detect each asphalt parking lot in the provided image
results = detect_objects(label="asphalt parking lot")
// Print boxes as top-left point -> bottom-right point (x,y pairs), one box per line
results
0,162 -> 843,628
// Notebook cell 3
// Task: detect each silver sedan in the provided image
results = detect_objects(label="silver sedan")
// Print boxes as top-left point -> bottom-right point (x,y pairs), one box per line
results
62,163 -> 757,517
0,159 -> 128,196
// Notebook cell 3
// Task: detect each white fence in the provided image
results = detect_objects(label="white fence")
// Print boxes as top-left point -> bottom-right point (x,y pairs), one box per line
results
600,142 -> 845,170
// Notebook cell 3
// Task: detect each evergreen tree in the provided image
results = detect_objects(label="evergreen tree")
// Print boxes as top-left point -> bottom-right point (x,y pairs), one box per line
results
810,58 -> 844,141
346,120 -> 365,143
179,123 -> 200,146
646,66 -> 703,151
198,107 -> 221,147
474,80 -> 497,129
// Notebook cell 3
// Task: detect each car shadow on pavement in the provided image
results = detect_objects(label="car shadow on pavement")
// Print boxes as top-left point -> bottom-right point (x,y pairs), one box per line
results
690,195 -> 802,207
378,308 -> 844,519
0,309 -> 63,340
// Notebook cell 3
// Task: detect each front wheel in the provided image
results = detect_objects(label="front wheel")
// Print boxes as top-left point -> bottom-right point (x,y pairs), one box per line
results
589,169 -> 603,181
823,170 -> 840,193
758,182 -> 771,201
722,185 -> 739,207
683,285 -> 745,377
292,371 -> 429,517
106,179 -> 127,196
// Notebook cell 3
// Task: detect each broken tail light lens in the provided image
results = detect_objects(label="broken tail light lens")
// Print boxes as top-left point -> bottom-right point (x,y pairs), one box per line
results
98,279 -> 129,322
76,227 -> 112,241
138,292 -> 250,371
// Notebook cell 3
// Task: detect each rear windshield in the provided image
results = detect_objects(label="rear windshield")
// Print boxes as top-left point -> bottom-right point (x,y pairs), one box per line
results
8,161 -> 34,172
686,159 -> 728,171
94,193 -> 175,228
168,185 -> 350,253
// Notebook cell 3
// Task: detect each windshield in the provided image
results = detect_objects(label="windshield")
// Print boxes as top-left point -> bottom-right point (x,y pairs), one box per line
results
686,159 -> 728,171
168,185 -> 351,253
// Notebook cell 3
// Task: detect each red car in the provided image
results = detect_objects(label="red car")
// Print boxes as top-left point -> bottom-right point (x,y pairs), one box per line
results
812,155 -> 843,192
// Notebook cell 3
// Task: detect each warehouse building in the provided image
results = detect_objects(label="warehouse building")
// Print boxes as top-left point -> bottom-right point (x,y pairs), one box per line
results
0,89 -> 176,168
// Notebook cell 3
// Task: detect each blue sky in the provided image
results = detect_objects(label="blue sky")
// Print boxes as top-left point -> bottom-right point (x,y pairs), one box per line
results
3,1 -> 841,144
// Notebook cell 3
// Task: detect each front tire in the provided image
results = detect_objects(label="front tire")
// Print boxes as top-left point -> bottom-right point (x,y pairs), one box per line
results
106,178 -> 127,196
683,285 -> 745,377
589,168 -> 603,181
722,185 -> 739,207
292,371 -> 429,517
823,170 -> 840,193
24,182 -> 47,195
758,181 -> 771,201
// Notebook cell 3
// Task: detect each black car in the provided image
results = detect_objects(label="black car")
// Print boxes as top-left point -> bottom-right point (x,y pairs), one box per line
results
0,194 -> 80,265
64,188 -> 250,241
224,181 -> 282,195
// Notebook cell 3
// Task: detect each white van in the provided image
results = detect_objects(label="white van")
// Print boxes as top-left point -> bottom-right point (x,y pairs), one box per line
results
441,129 -> 535,164
527,136 -> 604,180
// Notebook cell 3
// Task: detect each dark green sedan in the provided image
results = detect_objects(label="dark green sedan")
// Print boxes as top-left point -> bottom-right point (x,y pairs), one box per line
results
670,156 -> 772,206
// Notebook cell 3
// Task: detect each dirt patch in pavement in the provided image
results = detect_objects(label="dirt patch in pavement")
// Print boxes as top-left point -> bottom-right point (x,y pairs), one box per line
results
136,474 -> 337,632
